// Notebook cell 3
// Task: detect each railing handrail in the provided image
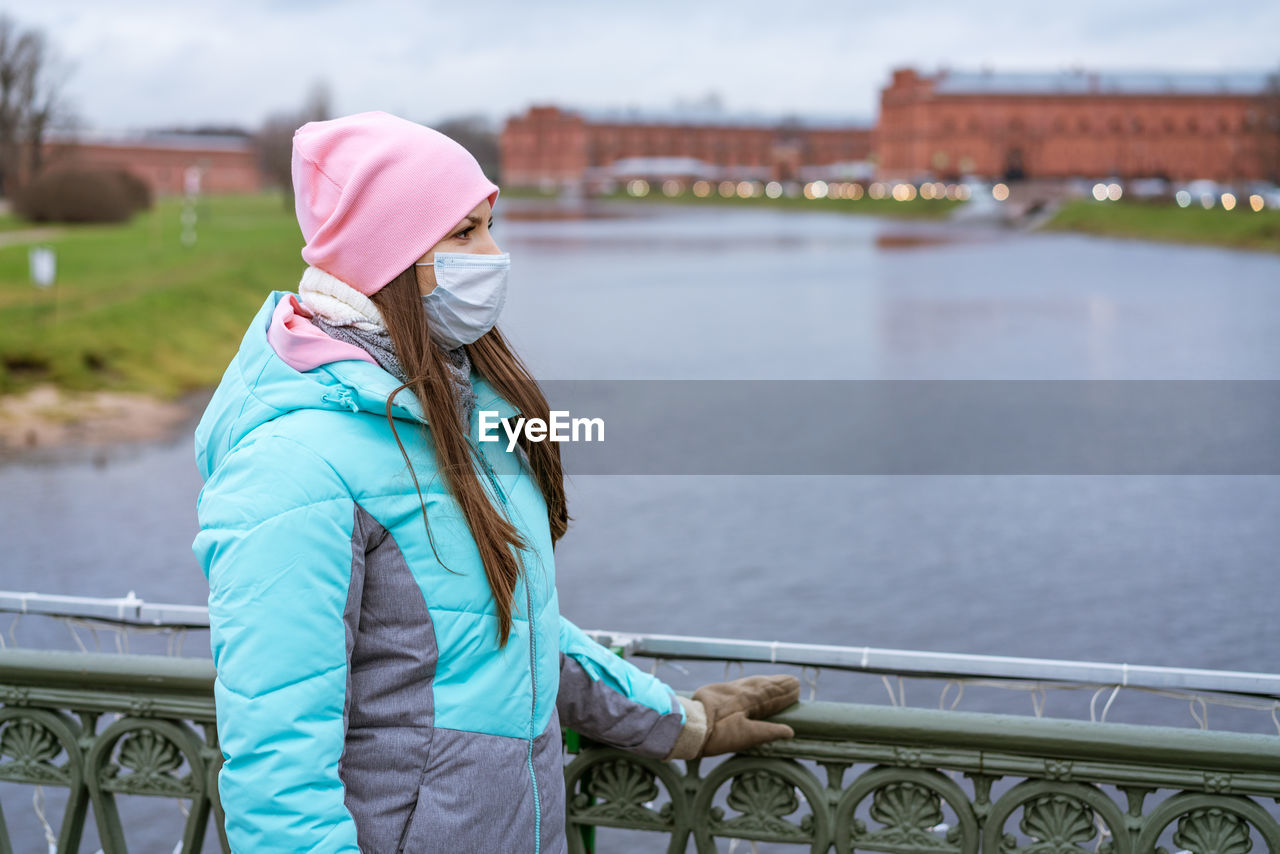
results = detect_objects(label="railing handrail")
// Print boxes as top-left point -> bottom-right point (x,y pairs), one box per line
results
3,589 -> 1279,700
2,647 -> 1278,776
0,589 -> 210,628
593,631 -> 1280,700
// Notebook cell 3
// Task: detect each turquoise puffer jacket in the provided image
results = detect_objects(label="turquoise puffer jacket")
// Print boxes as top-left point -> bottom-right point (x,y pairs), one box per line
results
193,292 -> 686,853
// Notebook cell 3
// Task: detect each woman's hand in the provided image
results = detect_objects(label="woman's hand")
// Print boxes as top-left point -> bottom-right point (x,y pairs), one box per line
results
667,674 -> 800,759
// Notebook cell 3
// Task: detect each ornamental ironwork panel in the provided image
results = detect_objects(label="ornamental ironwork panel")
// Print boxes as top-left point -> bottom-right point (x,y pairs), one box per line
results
2,649 -> 1279,853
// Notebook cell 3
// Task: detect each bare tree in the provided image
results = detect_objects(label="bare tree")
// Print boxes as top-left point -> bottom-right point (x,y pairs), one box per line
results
433,114 -> 500,183
256,79 -> 332,207
256,86 -> 503,202
0,14 -> 70,197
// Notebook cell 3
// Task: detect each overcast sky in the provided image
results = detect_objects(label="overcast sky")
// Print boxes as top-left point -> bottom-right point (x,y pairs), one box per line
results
10,0 -> 1279,133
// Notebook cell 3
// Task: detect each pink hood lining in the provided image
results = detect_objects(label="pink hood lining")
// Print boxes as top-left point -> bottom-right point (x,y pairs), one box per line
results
266,293 -> 377,373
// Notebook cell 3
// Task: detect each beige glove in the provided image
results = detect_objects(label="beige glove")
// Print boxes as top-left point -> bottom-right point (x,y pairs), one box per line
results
665,674 -> 800,760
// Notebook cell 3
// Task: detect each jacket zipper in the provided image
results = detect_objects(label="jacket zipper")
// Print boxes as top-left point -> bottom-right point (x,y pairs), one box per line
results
472,441 -> 541,854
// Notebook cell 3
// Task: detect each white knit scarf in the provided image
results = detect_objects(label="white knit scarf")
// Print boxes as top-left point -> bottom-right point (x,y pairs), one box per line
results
296,266 -> 477,422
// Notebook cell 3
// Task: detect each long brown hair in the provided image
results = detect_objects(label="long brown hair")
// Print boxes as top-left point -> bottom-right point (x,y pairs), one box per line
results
370,266 -> 570,647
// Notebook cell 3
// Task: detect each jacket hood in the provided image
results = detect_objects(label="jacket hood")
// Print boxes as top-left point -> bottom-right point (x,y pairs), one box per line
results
195,290 -> 514,481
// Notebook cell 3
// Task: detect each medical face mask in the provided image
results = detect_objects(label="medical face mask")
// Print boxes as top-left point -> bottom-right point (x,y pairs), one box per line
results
414,252 -> 510,349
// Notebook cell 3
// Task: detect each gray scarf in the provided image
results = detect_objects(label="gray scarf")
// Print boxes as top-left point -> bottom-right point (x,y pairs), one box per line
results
311,316 -> 478,426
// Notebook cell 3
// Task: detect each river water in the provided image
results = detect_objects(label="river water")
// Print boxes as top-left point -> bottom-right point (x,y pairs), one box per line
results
1,202 -> 1278,850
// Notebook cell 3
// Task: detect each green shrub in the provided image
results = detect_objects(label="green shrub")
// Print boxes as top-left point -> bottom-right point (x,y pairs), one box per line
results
13,167 -> 152,224
113,169 -> 154,212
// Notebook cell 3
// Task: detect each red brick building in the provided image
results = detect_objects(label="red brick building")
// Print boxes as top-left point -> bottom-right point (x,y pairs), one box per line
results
41,132 -> 264,195
500,106 -> 873,190
877,68 -> 1276,183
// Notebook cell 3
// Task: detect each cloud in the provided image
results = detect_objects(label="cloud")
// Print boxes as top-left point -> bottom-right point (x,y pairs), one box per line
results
10,0 -> 1279,132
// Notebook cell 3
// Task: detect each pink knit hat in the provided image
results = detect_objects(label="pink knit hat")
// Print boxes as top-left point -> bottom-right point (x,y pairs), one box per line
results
291,111 -> 500,295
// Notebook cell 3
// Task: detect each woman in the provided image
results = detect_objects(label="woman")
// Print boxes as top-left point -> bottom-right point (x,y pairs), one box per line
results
193,111 -> 799,853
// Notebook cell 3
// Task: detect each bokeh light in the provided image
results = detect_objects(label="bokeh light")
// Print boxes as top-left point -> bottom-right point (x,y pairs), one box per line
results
804,180 -> 829,199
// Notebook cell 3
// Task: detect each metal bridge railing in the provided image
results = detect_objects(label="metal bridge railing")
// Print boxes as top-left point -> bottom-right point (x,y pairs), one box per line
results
2,592 -> 1279,852
5,589 -> 1279,732
0,646 -> 1278,853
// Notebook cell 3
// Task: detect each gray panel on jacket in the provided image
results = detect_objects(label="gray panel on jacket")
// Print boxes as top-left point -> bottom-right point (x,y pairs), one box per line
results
400,726 -> 567,853
340,504 -> 438,853
556,655 -> 684,759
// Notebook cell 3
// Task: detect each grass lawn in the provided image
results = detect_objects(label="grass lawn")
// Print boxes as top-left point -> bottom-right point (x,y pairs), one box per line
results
1043,199 -> 1280,253
0,212 -> 33,232
601,189 -> 962,219
495,186 -> 562,200
0,192 -> 303,396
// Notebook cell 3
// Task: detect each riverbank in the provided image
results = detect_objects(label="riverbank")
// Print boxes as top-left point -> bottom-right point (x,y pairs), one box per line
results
1041,199 -> 1280,253
0,383 -> 205,463
598,188 -> 963,219
549,188 -> 1280,248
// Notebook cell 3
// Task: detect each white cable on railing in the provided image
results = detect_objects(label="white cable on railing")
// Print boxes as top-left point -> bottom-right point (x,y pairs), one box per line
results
1093,814 -> 1112,854
1190,696 -> 1209,730
32,786 -> 57,854
939,680 -> 965,711
800,665 -> 821,702
65,620 -> 88,653
606,631 -> 1280,700
4,589 -> 1280,717
1089,684 -> 1123,722
881,675 -> 899,707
